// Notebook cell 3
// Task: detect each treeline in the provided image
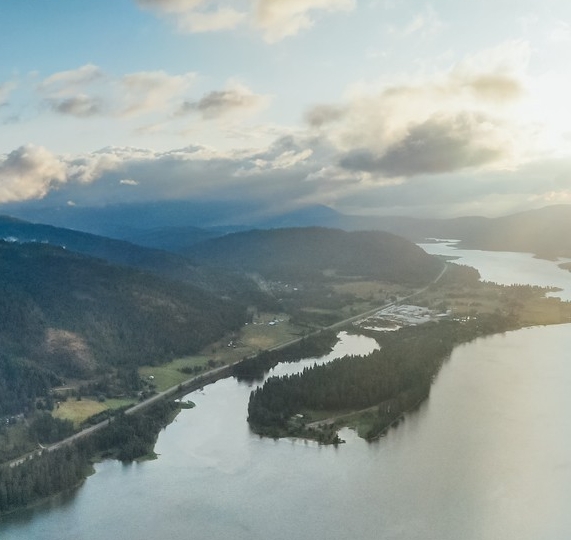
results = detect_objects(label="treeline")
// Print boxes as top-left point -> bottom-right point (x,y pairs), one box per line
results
0,400 -> 180,516
0,444 -> 92,515
92,401 -> 180,462
0,355 -> 61,417
248,314 -> 517,441
232,331 -> 338,382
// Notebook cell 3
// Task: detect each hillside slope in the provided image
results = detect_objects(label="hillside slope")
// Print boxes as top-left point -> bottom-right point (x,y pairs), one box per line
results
187,227 -> 444,285
0,241 -> 247,415
0,215 -> 266,304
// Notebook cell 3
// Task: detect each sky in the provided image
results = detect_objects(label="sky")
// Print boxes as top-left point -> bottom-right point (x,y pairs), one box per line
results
1,0 -> 571,218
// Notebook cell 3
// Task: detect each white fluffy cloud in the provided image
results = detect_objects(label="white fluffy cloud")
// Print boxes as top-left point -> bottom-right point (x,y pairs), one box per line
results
37,65 -> 106,118
178,7 -> 246,31
1,135 -> 569,221
0,145 -> 124,204
37,65 -> 197,120
136,0 -> 246,32
306,42 -> 533,179
0,145 -> 67,203
254,0 -> 355,42
119,70 -> 197,117
135,0 -> 355,41
38,64 -> 104,97
66,152 -> 122,184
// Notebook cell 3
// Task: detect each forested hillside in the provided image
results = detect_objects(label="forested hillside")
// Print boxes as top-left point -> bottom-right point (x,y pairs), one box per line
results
187,227 -> 443,285
0,215 -> 268,305
0,241 -> 247,416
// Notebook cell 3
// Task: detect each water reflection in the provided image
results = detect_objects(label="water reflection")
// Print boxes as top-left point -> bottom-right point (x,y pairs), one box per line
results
4,326 -> 571,540
3,266 -> 571,539
419,241 -> 571,300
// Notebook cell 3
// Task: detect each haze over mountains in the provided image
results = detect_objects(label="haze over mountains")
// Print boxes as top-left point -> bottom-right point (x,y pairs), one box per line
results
0,213 -> 445,417
6,201 -> 571,260
1,200 -> 570,417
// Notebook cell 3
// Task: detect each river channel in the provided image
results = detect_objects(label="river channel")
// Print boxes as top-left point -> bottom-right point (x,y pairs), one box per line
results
2,249 -> 571,540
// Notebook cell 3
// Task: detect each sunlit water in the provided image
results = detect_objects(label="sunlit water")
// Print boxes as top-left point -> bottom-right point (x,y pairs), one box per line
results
3,249 -> 571,540
419,241 -> 571,300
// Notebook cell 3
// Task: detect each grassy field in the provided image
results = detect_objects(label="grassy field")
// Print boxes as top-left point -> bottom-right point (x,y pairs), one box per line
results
0,422 -> 35,462
520,296 -> 571,325
53,397 -> 136,426
139,356 -> 211,392
416,279 -> 571,325
140,313 -> 303,392
332,280 -> 407,302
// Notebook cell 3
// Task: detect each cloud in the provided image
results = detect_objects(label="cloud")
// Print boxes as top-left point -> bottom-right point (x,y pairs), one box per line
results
37,65 -> 196,119
2,136 -> 569,222
176,7 -> 246,32
463,74 -> 523,102
305,104 -> 346,128
0,145 -> 67,203
137,0 -> 205,12
47,94 -> 103,117
176,82 -> 270,119
119,70 -> 197,117
254,0 -> 355,42
550,21 -> 571,43
39,64 -> 104,97
0,144 -> 126,204
397,5 -> 443,38
39,64 -> 106,118
135,0 -> 355,41
0,81 -> 17,107
305,41 -> 531,179
233,135 -> 315,175
339,113 -> 507,177
0,139 -> 319,207
66,152 -> 121,184
136,0 -> 246,33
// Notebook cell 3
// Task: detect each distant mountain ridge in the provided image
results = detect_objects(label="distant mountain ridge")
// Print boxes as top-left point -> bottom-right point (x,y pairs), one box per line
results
4,201 -> 342,239
348,205 -> 571,259
6,201 -> 570,259
0,215 -> 268,304
186,227 -> 444,286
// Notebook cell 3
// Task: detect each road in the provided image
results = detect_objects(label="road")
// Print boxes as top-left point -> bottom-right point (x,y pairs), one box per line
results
5,263 -> 447,468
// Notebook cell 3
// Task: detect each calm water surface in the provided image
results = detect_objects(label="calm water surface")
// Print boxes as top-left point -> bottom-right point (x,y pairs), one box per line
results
419,241 -> 571,300
3,250 -> 571,540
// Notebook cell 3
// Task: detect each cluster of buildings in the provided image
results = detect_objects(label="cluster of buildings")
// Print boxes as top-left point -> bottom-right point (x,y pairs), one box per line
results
357,304 -> 449,332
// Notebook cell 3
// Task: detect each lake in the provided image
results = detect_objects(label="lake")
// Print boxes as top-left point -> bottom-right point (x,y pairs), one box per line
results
2,249 -> 571,540
419,240 -> 571,300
